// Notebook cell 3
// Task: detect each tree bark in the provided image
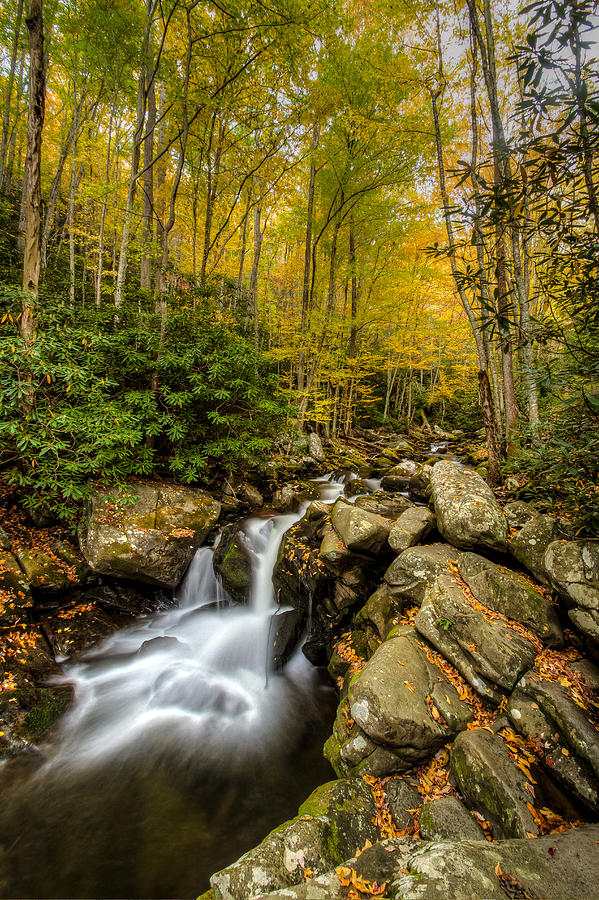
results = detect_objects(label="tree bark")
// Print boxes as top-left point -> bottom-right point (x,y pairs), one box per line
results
140,75 -> 156,289
298,122 -> 319,393
21,0 -> 45,342
0,0 -> 24,191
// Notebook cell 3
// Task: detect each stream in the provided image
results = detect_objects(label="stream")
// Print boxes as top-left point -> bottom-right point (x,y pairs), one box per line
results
0,478 -> 349,899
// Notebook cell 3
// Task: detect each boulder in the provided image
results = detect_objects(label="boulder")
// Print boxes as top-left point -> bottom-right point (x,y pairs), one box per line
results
80,485 -> 221,589
508,672 -> 599,811
383,778 -> 421,832
330,499 -> 391,555
504,501 -> 539,530
308,433 -> 326,462
414,575 -> 537,704
42,603 -> 127,659
0,527 -> 11,550
16,548 -> 71,592
430,461 -> 508,552
388,508 -> 435,554
213,524 -> 252,601
352,583 -> 406,642
344,478 -> 371,498
327,627 -> 472,776
210,815 -> 334,900
509,514 -> 567,585
419,796 -> 486,841
381,461 -> 419,492
383,544 -> 456,606
569,608 -> 599,647
450,728 -> 539,838
544,539 -> 599,610
0,550 -> 32,623
458,551 -> 563,647
272,485 -> 297,513
297,778 -> 380,861
408,465 -> 432,502
239,483 -> 264,508
355,492 -> 414,520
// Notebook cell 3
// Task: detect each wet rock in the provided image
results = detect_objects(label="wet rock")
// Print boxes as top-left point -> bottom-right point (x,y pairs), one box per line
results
272,485 -> 298,513
328,627 -> 472,776
239,483 -> 264,508
388,508 -> 435,554
355,492 -> 413,520
269,608 -> 304,669
42,604 -> 130,658
16,548 -> 71,592
450,728 -> 539,838
319,523 -> 354,574
381,461 -> 419,492
213,524 -> 252,601
419,796 -> 486,841
344,479 -> 371,498
509,513 -> 567,585
570,658 -> 599,691
78,580 -> 166,616
430,461 -> 508,552
137,635 -> 184,656
308,433 -> 326,462
544,539 -> 599,610
297,778 -> 380,860
330,499 -> 391,555
569,608 -> 599,647
362,825 -> 599,900
80,484 -> 221,589
508,672 -> 599,811
0,627 -> 71,754
383,544 -> 456,606
0,550 -> 32,623
504,500 -> 539,530
352,583 -> 406,642
333,566 -> 370,615
383,778 -> 421,831
210,815 -> 335,900
458,551 -> 563,647
51,540 -> 92,586
414,575 -> 537,703
408,465 -> 432,503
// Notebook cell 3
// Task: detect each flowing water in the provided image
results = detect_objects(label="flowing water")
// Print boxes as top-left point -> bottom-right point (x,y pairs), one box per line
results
0,482 -> 347,899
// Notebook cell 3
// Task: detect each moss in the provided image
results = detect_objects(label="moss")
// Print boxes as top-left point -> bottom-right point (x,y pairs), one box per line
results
21,687 -> 71,741
323,733 -> 343,776
196,890 -> 216,900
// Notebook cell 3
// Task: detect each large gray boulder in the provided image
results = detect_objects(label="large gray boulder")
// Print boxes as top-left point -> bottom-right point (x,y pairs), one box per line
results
544,539 -> 599,609
388,508 -> 435,553
330,499 -> 391,555
509,513 -> 567,585
249,826 -> 599,900
354,491 -> 414,520
383,543 -> 456,605
325,627 -> 472,777
308,432 -> 325,462
414,575 -> 537,704
80,485 -> 221,589
381,460 -> 418,492
419,796 -> 486,842
430,461 -> 508,552
508,672 -> 599,811
450,728 -> 539,839
458,551 -> 563,647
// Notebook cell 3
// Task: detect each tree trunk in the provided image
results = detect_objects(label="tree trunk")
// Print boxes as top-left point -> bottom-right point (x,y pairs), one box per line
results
298,122 -> 319,393
21,0 -> 45,339
0,0 -> 24,191
250,203 -> 263,348
140,75 -> 156,289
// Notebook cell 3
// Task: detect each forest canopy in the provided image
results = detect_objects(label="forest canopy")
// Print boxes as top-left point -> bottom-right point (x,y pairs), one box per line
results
0,0 -> 597,530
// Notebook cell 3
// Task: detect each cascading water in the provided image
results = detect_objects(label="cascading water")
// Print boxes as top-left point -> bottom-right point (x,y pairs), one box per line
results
0,480 -> 349,900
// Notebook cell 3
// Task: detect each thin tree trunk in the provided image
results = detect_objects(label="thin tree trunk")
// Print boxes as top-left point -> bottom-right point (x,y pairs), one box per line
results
0,0 -> 24,191
237,192 -> 250,288
140,74 -> 156,289
250,203 -> 263,348
298,122 -> 319,394
21,0 -> 45,409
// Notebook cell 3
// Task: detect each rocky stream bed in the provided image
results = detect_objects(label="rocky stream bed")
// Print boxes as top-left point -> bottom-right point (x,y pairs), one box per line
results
0,429 -> 598,899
